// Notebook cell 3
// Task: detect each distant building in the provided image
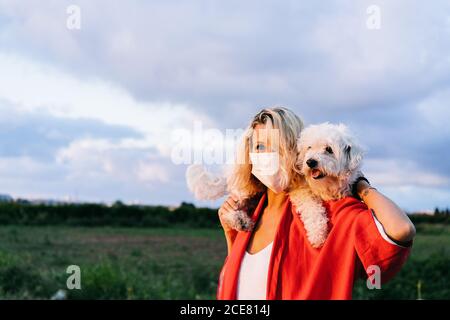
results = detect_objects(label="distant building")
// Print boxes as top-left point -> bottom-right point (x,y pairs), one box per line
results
27,198 -> 73,206
0,194 -> 13,202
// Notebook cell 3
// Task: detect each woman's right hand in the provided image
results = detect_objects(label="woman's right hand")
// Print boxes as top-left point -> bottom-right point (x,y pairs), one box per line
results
218,194 -> 240,232
218,194 -> 239,242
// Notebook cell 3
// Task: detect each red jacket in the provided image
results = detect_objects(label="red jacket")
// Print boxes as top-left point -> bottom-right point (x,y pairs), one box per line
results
216,193 -> 412,300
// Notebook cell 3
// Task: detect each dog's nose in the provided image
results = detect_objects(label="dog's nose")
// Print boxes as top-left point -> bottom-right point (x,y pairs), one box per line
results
306,158 -> 318,168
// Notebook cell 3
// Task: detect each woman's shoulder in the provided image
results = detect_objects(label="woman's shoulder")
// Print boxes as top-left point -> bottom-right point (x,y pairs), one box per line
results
324,196 -> 369,219
324,197 -> 374,238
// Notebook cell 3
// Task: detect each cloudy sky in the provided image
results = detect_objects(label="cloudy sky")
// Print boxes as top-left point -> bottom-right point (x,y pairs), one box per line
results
0,0 -> 449,211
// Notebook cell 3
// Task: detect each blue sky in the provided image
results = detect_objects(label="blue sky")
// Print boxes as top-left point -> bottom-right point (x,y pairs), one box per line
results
0,0 -> 449,211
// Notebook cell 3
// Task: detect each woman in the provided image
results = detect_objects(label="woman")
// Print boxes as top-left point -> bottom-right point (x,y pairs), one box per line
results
216,107 -> 415,300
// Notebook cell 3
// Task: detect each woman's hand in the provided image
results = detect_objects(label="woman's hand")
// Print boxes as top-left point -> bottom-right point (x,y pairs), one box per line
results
356,179 -> 416,243
218,194 -> 240,254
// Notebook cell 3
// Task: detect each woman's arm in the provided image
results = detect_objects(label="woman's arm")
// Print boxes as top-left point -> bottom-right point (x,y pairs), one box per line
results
356,180 -> 416,243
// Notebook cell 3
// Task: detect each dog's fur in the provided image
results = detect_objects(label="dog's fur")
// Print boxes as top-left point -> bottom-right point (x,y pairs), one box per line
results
185,123 -> 364,249
297,122 -> 365,201
186,164 -> 255,232
288,183 -> 329,249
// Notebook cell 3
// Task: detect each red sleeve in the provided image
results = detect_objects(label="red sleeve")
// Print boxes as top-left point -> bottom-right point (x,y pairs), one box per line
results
353,207 -> 412,285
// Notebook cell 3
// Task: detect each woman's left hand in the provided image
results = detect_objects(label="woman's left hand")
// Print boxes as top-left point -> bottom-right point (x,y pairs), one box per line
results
355,175 -> 416,243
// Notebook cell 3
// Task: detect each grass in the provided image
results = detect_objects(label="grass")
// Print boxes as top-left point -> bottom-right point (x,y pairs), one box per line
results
0,224 -> 448,299
0,226 -> 226,299
353,223 -> 450,299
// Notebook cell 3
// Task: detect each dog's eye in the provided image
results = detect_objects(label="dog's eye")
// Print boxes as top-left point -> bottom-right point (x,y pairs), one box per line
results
325,146 -> 333,154
307,146 -> 311,150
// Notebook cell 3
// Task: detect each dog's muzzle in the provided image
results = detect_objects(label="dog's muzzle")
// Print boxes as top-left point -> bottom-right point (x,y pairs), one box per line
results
306,158 -> 326,179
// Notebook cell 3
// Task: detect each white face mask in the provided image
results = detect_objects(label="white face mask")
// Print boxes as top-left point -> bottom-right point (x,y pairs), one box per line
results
249,152 -> 285,193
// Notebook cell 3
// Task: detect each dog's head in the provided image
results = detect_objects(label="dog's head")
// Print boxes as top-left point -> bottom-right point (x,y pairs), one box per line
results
297,123 -> 364,199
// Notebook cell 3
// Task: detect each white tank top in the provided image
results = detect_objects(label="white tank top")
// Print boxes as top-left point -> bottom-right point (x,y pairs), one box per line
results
236,241 -> 274,300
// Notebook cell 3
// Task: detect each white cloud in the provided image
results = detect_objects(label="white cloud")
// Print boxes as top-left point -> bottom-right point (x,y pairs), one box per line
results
416,88 -> 450,134
136,161 -> 170,184
363,158 -> 450,211
0,155 -> 68,200
3,0 -> 449,113
56,138 -> 170,183
0,51 -> 215,158
0,51 -> 217,204
365,158 -> 449,188
380,185 -> 450,212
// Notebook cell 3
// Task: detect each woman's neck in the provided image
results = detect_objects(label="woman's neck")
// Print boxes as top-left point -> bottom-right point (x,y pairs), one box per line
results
266,188 -> 288,211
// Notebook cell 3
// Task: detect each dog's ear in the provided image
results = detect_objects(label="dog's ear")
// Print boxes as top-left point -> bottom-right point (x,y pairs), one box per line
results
344,145 -> 351,155
345,143 -> 364,172
295,136 -> 306,172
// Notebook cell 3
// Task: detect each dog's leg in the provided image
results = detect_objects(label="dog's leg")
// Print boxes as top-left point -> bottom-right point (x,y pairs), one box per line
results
222,210 -> 255,232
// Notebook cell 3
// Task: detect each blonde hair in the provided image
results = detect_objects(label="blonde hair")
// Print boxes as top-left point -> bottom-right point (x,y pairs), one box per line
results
227,107 -> 304,200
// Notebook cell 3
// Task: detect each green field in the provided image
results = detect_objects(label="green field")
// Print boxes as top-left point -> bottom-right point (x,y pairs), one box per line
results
0,223 -> 448,299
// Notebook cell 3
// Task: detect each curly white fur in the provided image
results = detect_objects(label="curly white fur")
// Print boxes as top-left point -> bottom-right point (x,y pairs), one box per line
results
289,184 -> 329,248
297,122 -> 365,200
185,164 -> 254,232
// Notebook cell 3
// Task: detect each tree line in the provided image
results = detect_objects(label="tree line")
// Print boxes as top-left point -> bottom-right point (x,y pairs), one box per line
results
0,200 -> 447,228
0,201 -> 220,228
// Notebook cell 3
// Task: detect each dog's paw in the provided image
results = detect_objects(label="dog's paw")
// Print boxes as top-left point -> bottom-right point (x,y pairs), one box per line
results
222,210 -> 254,232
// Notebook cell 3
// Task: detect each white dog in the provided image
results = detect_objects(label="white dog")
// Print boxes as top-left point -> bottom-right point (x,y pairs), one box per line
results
297,122 -> 365,201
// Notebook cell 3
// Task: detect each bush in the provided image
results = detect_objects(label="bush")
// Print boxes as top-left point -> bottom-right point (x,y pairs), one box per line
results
353,252 -> 450,299
0,251 -> 55,298
68,263 -> 128,300
0,202 -> 219,228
